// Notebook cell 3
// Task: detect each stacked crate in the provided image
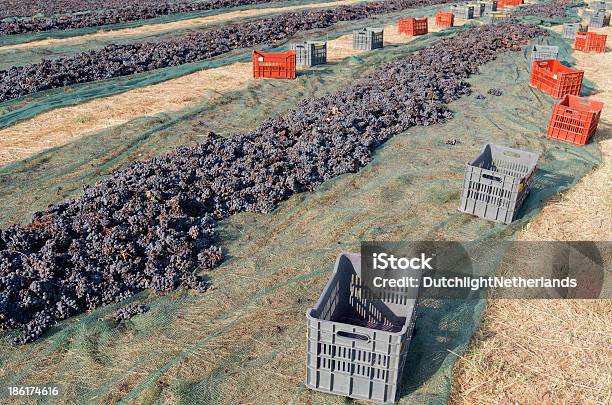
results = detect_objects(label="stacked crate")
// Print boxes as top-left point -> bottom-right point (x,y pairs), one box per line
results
352,28 -> 384,50
398,17 -> 428,35
291,41 -> 327,66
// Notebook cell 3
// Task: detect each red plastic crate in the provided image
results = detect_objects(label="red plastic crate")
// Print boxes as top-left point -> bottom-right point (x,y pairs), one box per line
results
574,32 -> 607,53
498,0 -> 522,7
398,17 -> 428,35
435,12 -> 454,28
529,59 -> 584,98
547,95 -> 604,145
252,50 -> 296,79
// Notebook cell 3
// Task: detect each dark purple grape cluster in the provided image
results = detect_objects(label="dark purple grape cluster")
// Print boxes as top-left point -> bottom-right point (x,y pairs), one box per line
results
488,88 -> 503,96
114,303 -> 149,321
0,0 -> 190,18
0,22 -> 546,344
0,0 -> 456,102
513,0 -> 569,18
0,0 -> 291,34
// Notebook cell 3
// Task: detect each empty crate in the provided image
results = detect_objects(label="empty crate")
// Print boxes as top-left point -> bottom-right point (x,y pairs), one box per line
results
483,1 -> 498,12
451,4 -> 475,19
469,3 -> 486,17
498,0 -> 522,7
291,41 -> 327,66
529,59 -> 584,98
562,23 -> 588,40
589,10 -> 610,27
574,32 -> 607,52
252,50 -> 296,79
530,44 -> 559,63
547,95 -> 604,145
435,11 -> 455,28
459,144 -> 539,224
398,17 -> 428,35
353,27 -> 384,50
592,1 -> 607,9
306,253 -> 417,404
482,11 -> 512,23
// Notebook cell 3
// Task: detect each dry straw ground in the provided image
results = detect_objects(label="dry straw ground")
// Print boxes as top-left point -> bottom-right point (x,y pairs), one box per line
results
0,17 -> 464,166
451,25 -> 612,405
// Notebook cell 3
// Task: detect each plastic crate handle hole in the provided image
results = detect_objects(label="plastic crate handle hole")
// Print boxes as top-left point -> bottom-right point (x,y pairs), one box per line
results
337,331 -> 371,342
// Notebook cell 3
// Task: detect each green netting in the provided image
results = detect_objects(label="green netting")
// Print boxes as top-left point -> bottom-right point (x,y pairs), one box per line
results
0,26 -> 602,405
0,0 -> 371,48
0,3 -> 450,129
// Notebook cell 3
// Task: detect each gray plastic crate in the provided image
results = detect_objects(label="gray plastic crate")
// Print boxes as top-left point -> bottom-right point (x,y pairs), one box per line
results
306,253 -> 417,404
482,10 -> 512,23
352,27 -> 384,50
469,3 -> 486,17
482,1 -> 498,12
589,11 -> 610,27
530,44 -> 559,62
291,41 -> 327,66
458,144 -> 539,224
562,22 -> 588,39
451,4 -> 475,19
592,1 -> 606,8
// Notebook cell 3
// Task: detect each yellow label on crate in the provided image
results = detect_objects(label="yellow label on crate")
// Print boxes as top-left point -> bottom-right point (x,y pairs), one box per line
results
518,183 -> 525,192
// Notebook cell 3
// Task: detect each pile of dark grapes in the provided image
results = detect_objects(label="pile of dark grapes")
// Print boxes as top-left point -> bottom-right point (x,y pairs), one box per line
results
513,0 -> 569,18
0,22 -> 546,345
488,88 -> 503,96
0,0 -> 456,102
0,0 -> 231,19
114,303 -> 149,321
0,0 -> 293,35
